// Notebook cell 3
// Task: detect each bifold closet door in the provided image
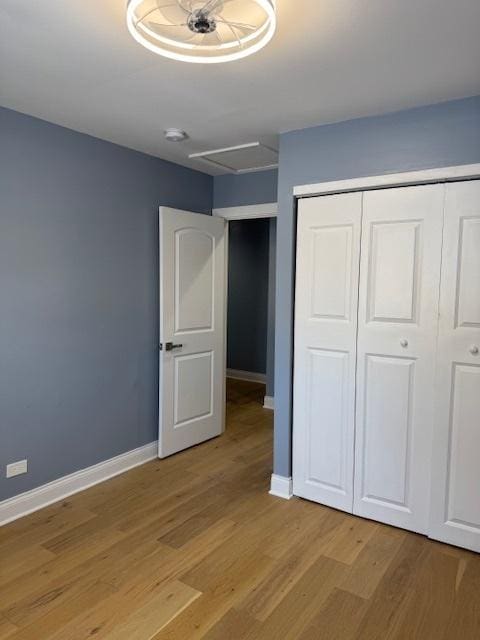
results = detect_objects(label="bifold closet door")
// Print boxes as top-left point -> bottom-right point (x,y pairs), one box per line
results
353,185 -> 444,534
429,180 -> 480,553
293,192 -> 362,511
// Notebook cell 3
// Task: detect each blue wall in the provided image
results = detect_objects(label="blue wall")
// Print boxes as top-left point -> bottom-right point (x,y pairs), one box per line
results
274,95 -> 480,477
227,219 -> 270,375
213,169 -> 278,208
0,107 -> 213,501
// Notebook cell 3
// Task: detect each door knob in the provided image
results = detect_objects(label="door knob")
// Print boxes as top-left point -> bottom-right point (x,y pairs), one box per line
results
165,342 -> 183,352
470,345 -> 479,356
400,339 -> 409,348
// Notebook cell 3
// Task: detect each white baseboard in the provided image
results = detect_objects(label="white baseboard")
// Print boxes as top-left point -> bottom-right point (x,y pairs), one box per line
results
269,474 -> 293,500
263,395 -> 274,410
226,368 -> 266,384
0,442 -> 158,527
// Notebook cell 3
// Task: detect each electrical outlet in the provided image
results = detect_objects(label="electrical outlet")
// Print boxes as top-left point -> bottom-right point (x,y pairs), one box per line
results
6,459 -> 28,478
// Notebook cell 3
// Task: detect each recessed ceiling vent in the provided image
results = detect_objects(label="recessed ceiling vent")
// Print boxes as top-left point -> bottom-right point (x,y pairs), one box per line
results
188,142 -> 278,173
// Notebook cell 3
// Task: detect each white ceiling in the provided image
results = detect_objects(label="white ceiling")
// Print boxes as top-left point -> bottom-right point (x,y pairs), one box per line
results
1,1 -> 479,175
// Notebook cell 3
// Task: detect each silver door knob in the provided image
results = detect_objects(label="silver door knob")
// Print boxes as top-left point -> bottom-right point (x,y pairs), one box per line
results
470,345 -> 479,356
400,339 -> 409,348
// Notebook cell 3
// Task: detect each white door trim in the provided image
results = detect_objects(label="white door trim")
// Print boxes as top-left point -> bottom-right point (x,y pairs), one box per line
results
293,164 -> 480,198
213,202 -> 277,220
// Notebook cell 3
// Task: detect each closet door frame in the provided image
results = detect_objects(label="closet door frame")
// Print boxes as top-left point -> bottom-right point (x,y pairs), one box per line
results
290,164 -> 480,516
293,165 -> 480,200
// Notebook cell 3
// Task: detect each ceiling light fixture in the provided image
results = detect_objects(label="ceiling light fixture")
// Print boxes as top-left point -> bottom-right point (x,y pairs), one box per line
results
126,0 -> 276,64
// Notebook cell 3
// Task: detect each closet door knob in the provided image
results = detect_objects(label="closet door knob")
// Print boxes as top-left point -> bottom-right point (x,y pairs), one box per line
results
470,345 -> 479,356
400,339 -> 409,348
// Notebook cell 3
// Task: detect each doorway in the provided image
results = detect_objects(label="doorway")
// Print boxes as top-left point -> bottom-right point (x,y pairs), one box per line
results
226,217 -> 276,411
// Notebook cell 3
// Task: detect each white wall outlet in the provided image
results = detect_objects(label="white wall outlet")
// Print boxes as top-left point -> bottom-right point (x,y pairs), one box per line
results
6,459 -> 28,478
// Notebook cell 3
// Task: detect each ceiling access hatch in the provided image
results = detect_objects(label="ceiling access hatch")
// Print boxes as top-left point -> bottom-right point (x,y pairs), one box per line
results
189,142 -> 278,174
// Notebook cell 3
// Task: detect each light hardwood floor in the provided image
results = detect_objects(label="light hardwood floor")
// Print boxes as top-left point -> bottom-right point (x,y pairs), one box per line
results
0,378 -> 479,639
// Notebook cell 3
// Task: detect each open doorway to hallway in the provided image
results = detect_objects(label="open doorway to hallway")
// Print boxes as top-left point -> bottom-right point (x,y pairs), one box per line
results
225,217 -> 276,412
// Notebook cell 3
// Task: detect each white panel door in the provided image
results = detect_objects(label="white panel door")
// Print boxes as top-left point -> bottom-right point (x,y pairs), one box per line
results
293,192 -> 362,511
354,185 -> 444,533
429,180 -> 480,552
159,207 -> 226,458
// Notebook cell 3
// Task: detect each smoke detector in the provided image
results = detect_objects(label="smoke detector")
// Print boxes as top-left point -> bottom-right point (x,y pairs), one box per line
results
164,128 -> 188,142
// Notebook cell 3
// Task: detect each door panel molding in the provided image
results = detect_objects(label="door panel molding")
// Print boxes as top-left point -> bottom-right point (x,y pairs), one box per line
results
455,217 -> 480,328
366,220 -> 422,324
174,228 -> 215,334
310,224 -> 354,321
360,354 -> 416,511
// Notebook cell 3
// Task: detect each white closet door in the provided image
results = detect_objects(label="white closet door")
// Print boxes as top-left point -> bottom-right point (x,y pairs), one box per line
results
353,185 -> 444,533
429,180 -> 480,552
293,192 -> 362,511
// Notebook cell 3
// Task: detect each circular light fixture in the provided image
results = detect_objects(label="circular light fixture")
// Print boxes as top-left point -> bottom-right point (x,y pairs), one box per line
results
126,0 -> 276,64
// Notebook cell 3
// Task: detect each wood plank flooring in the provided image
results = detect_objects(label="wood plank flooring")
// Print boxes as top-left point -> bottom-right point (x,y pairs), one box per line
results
0,378 -> 479,639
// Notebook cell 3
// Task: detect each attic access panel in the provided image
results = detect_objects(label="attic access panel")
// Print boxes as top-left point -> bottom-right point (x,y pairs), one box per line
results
189,142 -> 278,173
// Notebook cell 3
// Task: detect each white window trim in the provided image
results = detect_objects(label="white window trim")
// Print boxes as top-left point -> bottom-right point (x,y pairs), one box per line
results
293,163 -> 480,198
213,202 -> 277,220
